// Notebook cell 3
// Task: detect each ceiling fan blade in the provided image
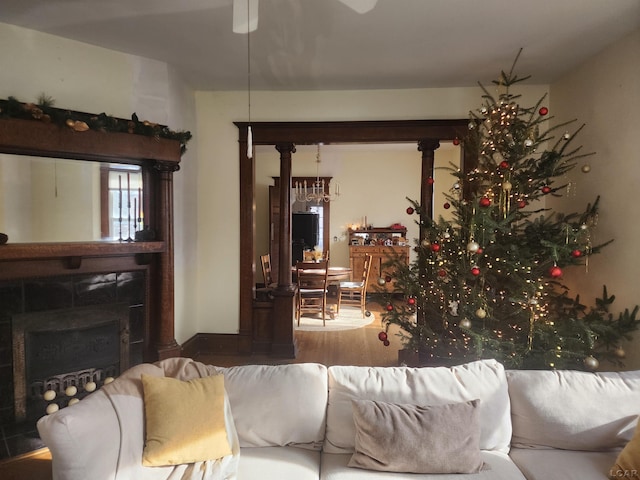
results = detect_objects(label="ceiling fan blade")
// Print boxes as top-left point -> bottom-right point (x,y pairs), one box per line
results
232,0 -> 259,34
336,0 -> 378,14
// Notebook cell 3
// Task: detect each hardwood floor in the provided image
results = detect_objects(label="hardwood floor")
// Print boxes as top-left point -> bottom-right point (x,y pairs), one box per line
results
197,301 -> 402,368
1,299 -> 401,479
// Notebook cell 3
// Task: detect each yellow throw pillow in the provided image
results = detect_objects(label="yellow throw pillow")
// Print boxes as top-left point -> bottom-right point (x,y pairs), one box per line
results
610,420 -> 640,480
141,374 -> 232,466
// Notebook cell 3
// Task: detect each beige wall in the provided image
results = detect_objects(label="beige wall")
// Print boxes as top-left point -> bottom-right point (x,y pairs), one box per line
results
549,28 -> 640,368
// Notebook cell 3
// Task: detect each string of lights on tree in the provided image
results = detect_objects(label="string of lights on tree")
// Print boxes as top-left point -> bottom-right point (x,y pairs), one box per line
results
376,53 -> 639,370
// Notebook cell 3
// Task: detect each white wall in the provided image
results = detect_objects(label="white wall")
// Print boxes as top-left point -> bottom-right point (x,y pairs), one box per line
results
549,28 -> 640,368
195,85 -> 549,334
0,23 -> 198,344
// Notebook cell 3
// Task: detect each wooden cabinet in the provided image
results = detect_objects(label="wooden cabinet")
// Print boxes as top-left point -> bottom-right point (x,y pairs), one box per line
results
348,228 -> 409,293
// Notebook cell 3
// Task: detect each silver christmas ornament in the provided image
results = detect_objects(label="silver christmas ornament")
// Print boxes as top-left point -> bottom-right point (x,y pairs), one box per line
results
584,355 -> 600,371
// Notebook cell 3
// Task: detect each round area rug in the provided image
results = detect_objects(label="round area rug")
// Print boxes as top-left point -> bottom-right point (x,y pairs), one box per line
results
295,307 -> 375,332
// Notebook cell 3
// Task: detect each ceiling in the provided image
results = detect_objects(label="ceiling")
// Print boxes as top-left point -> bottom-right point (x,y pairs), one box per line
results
1,0 -> 639,91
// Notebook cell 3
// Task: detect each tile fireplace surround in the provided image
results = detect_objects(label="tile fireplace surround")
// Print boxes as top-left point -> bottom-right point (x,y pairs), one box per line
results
0,271 -> 145,459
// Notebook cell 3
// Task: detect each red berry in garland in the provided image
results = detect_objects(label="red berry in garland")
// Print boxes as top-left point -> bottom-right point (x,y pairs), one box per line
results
479,196 -> 491,207
471,266 -> 481,276
453,137 -> 460,146
539,106 -> 549,116
385,275 -> 392,283
499,160 -> 509,170
378,331 -> 388,342
407,297 -> 416,305
443,202 -> 451,209
549,265 -> 563,278
386,303 -> 394,311
518,200 -> 527,209
431,243 -> 441,252
383,339 -> 390,347
406,206 -> 414,215
542,186 -> 552,194
438,269 -> 447,277
427,176 -> 435,185
571,249 -> 583,258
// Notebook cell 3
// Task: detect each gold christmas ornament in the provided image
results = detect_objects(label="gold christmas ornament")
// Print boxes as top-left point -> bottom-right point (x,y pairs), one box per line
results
475,308 -> 487,319
584,355 -> 600,371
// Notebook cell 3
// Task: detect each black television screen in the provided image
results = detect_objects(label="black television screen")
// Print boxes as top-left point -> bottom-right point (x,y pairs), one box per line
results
292,213 -> 319,248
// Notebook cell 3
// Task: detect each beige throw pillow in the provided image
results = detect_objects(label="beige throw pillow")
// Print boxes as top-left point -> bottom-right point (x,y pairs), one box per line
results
610,419 -> 640,480
348,398 -> 483,474
141,374 -> 232,466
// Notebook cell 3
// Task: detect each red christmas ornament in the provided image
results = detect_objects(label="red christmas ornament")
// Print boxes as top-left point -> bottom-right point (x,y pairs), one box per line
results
386,304 -> 394,312
443,202 -> 451,209
406,206 -> 414,215
517,200 -> 527,209
479,197 -> 491,207
539,106 -> 549,116
453,137 -> 460,146
407,297 -> 416,305
438,269 -> 447,277
427,176 -> 435,185
571,249 -> 583,258
431,243 -> 441,252
471,266 -> 481,276
378,331 -> 388,342
476,248 -> 483,255
542,186 -> 552,194
549,265 -> 563,278
499,161 -> 509,170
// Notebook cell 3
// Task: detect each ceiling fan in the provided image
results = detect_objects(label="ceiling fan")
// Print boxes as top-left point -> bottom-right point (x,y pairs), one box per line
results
232,0 -> 378,33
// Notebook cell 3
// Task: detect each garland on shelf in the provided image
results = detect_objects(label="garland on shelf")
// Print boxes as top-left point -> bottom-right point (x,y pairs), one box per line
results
0,94 -> 192,153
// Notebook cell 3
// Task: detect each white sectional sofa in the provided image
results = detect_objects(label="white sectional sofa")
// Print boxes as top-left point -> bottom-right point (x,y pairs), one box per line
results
37,357 -> 640,480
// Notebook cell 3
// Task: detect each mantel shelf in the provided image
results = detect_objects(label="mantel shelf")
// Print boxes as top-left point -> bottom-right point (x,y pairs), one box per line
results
0,241 -> 166,261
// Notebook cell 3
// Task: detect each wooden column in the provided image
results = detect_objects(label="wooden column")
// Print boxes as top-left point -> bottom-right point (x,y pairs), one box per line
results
238,130 -> 255,353
418,139 -> 440,238
271,142 -> 297,357
152,160 -> 181,359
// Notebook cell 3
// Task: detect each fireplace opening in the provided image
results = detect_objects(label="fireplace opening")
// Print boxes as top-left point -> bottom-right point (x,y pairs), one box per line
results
12,304 -> 130,422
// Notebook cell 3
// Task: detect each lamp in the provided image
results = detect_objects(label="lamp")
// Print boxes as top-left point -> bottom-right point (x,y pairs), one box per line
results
295,143 -> 340,204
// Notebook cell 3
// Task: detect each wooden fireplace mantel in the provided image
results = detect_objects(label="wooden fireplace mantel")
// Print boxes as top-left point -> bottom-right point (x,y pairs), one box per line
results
0,116 -> 184,361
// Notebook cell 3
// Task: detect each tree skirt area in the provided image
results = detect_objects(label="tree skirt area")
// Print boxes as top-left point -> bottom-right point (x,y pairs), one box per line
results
295,307 -> 375,332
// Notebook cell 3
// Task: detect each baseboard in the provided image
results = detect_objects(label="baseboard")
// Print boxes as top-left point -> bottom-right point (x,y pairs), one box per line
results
181,333 -> 240,358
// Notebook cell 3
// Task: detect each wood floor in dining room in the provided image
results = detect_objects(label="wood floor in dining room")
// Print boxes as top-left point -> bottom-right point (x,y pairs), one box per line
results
0,299 -> 402,480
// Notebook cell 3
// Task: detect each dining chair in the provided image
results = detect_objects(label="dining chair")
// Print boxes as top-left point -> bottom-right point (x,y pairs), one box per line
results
295,260 -> 330,326
337,253 -> 372,318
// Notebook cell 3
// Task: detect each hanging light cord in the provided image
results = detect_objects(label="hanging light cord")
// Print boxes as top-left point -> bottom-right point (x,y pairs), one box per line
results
246,0 -> 253,158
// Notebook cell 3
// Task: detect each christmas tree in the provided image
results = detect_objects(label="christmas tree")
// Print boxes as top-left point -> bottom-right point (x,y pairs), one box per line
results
378,54 -> 639,370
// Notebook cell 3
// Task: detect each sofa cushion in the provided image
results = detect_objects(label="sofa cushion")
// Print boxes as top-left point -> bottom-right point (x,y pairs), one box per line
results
507,369 -> 640,450
211,363 -> 328,450
238,446 -> 321,480
141,374 -> 232,466
325,359 -> 511,454
322,451 -> 527,480
510,447 -> 620,480
348,398 -> 483,474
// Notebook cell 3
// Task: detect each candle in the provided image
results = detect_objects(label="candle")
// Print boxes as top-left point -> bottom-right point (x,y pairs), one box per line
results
127,173 -> 131,208
138,187 -> 142,222
118,175 -> 122,208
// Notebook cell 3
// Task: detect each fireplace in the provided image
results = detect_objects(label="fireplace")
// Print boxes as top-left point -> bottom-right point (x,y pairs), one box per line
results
0,271 -> 146,459
12,304 -> 130,422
